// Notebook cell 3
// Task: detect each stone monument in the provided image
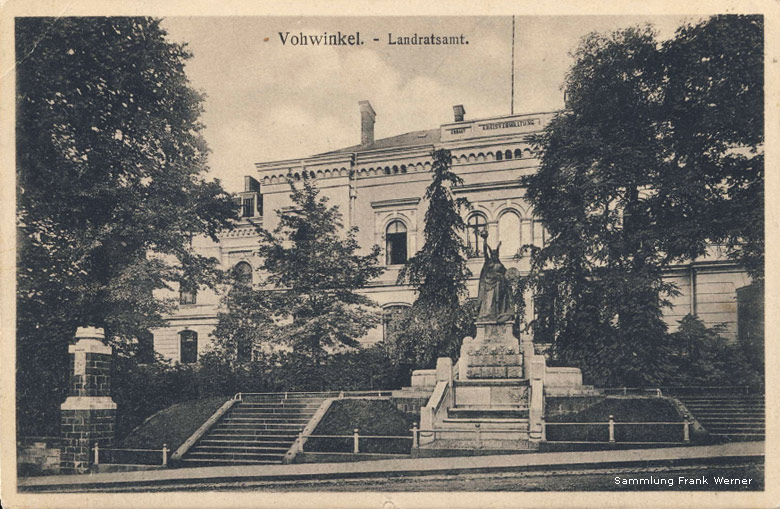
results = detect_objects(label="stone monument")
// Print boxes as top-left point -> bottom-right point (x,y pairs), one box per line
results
460,232 -> 524,381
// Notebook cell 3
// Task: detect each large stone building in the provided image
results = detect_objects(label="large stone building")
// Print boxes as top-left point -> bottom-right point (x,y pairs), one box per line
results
152,102 -> 752,363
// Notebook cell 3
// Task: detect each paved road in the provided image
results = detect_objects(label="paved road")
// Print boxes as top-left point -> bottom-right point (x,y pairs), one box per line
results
54,460 -> 763,492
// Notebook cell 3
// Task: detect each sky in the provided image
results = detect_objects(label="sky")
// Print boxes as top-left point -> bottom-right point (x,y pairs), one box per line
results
161,16 -> 703,193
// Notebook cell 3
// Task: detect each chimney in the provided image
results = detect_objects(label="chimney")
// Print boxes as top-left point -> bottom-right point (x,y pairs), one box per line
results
359,100 -> 376,146
453,104 -> 466,122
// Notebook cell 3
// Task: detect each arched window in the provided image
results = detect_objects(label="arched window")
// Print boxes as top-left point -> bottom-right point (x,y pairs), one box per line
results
514,149 -> 523,159
386,221 -> 408,265
495,151 -> 503,161
505,149 -> 513,160
179,281 -> 197,305
180,330 -> 198,364
235,261 -> 253,286
383,304 -> 410,343
498,211 -> 521,258
467,213 -> 488,257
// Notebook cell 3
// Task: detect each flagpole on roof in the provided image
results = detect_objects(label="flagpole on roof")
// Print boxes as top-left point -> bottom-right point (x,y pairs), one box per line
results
511,15 -> 516,115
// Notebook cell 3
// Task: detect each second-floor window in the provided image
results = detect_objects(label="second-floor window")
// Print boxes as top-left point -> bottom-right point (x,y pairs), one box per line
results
241,197 -> 255,218
467,213 -> 487,257
385,220 -> 408,265
179,282 -> 197,305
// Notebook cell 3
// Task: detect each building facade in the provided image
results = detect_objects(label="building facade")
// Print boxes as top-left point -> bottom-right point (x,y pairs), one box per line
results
152,102 -> 752,363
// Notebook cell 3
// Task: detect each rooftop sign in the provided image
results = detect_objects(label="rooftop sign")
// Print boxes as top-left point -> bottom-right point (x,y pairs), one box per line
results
441,112 -> 555,142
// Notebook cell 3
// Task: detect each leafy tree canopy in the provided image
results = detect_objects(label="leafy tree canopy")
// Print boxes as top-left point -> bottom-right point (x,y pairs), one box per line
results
523,16 -> 763,385
228,179 -> 385,361
16,17 -> 237,434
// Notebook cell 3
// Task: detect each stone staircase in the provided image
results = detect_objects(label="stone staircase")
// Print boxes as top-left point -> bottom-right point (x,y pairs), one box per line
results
417,378 -> 536,456
181,395 -> 326,466
676,394 -> 765,441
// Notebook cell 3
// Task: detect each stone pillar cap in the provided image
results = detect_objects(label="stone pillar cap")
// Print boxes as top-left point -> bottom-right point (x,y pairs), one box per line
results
75,326 -> 105,341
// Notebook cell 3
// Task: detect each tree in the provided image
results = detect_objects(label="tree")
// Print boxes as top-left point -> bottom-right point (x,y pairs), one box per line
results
209,266 -> 275,364
16,18 -> 238,434
523,16 -> 763,386
662,16 -> 764,281
391,149 -> 473,368
231,178 -> 385,362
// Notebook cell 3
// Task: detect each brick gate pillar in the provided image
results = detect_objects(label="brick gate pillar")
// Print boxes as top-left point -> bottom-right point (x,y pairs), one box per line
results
60,326 -> 117,474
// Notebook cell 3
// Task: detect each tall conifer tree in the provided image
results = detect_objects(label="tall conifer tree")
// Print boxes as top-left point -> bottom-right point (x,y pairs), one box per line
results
391,149 -> 474,368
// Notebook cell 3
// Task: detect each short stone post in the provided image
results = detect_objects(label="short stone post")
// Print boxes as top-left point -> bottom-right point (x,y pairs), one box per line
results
411,423 -> 419,448
527,357 -> 545,442
683,417 -> 690,443
608,415 -> 615,443
60,327 -> 117,474
474,423 -> 482,448
353,428 -> 360,454
162,444 -> 169,466
419,407 -> 434,446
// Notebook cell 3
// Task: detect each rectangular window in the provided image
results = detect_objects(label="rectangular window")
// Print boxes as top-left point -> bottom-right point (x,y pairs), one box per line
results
242,197 -> 255,218
179,283 -> 197,305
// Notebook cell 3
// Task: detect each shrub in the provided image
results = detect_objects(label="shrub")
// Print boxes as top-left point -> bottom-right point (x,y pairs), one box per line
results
666,314 -> 762,386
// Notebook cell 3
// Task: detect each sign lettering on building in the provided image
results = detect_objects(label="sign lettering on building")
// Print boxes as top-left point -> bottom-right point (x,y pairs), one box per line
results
440,113 -> 551,142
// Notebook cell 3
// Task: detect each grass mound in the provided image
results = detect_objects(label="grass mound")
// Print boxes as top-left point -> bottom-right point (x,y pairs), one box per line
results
306,399 -> 415,454
118,395 -> 228,452
546,397 -> 685,443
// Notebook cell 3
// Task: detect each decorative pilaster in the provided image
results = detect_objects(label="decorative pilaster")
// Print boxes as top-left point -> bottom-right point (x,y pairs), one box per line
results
60,327 -> 117,474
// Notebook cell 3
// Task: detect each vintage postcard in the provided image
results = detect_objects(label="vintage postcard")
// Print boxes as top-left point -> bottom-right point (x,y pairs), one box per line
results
1,1 -> 778,508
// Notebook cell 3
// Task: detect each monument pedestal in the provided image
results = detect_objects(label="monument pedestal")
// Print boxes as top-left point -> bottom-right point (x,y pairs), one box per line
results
459,321 -> 523,380
457,321 -> 527,408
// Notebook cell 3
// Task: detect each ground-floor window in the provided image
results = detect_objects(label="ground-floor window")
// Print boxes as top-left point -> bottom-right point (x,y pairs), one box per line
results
180,330 -> 198,364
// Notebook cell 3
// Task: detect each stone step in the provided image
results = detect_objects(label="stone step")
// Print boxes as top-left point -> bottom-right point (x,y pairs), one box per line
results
210,427 -> 304,436
448,407 -> 529,419
693,412 -> 765,417
678,395 -> 763,398
709,432 -> 765,437
455,379 -> 528,387
441,417 -> 529,425
198,437 -> 295,449
681,400 -> 765,407
207,430 -> 300,437
193,445 -> 290,453
182,458 -> 282,466
241,397 -> 326,404
187,451 -> 286,460
699,415 -> 764,423
705,424 -> 765,431
221,417 -> 311,423
238,401 -> 323,406
420,438 -> 534,450
217,419 -> 309,429
679,401 -> 764,406
688,411 -> 763,415
235,407 -> 320,413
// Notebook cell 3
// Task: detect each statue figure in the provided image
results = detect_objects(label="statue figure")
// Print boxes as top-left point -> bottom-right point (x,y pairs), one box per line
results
476,230 -> 514,323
